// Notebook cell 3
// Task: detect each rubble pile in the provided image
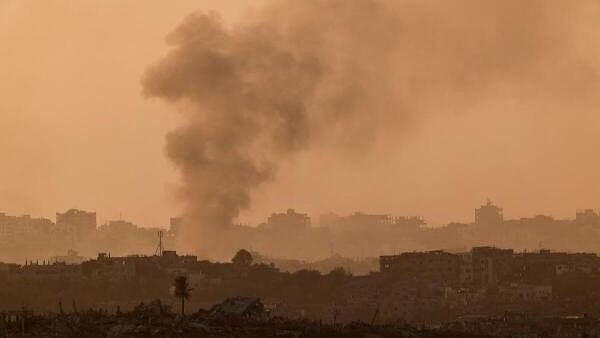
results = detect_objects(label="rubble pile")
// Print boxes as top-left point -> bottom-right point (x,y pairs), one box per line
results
1,298 -> 489,338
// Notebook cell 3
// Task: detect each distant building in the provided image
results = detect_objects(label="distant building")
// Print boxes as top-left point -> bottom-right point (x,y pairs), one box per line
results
322,212 -> 390,227
95,218 -> 168,257
56,209 -> 96,241
261,209 -> 310,230
0,213 -> 32,241
513,249 -> 598,283
575,209 -> 600,225
458,252 -> 474,284
0,213 -> 54,244
474,199 -> 503,225
500,284 -> 552,303
50,249 -> 85,265
380,250 -> 462,285
94,250 -> 197,278
471,246 -> 513,285
320,212 -> 425,232
381,247 -> 517,286
103,219 -> 137,232
169,217 -> 184,235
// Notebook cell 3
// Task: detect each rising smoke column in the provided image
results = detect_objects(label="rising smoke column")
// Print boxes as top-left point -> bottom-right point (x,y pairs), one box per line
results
143,0 -> 600,258
142,0 -> 401,257
143,11 -> 321,223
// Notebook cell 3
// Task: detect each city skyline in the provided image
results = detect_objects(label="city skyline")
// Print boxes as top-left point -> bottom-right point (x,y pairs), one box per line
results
3,2 -> 600,335
2,1 -> 600,230
2,198 -> 600,230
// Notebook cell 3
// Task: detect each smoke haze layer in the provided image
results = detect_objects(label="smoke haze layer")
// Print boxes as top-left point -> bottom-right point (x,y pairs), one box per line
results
143,0 -> 600,258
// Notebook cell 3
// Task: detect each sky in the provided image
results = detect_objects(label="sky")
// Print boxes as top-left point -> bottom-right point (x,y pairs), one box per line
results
0,1 -> 266,226
1,0 -> 600,228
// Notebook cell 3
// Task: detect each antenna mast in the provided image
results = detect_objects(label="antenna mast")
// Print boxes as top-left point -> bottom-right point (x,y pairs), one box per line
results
154,231 -> 164,256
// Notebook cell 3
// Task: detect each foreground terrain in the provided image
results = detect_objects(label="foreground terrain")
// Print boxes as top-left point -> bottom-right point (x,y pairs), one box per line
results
5,297 -> 600,338
1,298 -> 487,338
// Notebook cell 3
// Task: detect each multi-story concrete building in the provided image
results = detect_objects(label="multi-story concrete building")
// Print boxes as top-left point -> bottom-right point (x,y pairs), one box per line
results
575,209 -> 600,225
471,246 -> 514,285
56,209 -> 96,241
261,209 -> 311,230
169,217 -> 184,235
320,212 -> 425,232
474,199 -> 504,225
512,249 -> 599,283
380,250 -> 462,285
93,250 -> 198,279
381,246 -> 599,289
0,213 -> 55,245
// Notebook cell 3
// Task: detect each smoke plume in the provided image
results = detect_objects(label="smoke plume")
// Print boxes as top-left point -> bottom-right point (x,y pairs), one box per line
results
143,0 -> 600,258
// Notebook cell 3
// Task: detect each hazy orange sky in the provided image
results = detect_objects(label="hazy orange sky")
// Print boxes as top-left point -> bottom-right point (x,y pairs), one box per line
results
1,0 -> 600,228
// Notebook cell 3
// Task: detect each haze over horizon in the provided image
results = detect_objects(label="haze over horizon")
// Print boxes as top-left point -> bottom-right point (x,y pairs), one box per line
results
2,0 -> 600,230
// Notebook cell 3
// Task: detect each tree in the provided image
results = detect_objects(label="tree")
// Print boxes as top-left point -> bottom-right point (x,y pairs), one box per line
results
232,249 -> 253,267
173,276 -> 193,316
328,267 -> 351,279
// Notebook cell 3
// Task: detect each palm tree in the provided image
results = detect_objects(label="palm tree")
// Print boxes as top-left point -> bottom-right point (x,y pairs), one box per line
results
173,275 -> 193,316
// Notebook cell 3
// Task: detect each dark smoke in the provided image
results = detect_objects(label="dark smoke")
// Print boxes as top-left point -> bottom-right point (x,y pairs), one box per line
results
143,0 -> 599,259
144,9 -> 322,225
142,1 -> 403,257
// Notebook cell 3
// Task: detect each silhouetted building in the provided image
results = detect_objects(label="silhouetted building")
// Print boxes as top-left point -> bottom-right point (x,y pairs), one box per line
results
50,249 -> 85,265
169,217 -> 184,235
471,246 -> 513,285
380,250 -> 462,285
94,250 -> 197,278
321,212 -> 425,232
512,249 -> 598,283
475,199 -> 503,225
575,209 -> 600,225
0,213 -> 55,245
322,212 -> 390,227
95,219 -> 169,257
56,209 -> 96,241
261,209 -> 310,230
381,247 -> 519,286
103,219 -> 137,232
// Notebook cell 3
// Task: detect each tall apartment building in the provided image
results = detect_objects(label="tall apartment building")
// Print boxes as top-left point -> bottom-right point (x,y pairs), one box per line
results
56,209 -> 96,241
261,209 -> 311,230
475,199 -> 504,225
